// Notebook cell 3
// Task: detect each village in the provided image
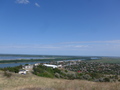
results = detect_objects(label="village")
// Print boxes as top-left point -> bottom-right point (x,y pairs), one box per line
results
18,60 -> 120,76
18,60 -> 82,74
1,59 -> 120,82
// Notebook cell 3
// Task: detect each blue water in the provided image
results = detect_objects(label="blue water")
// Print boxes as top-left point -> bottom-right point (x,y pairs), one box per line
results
0,61 -> 49,68
0,55 -> 51,68
0,56 -> 48,60
0,59 -> 83,68
0,55 -> 94,68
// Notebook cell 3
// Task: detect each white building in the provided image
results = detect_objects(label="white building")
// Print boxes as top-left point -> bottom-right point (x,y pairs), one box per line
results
43,64 -> 58,68
22,64 -> 33,71
34,63 -> 40,66
18,70 -> 27,75
57,65 -> 62,68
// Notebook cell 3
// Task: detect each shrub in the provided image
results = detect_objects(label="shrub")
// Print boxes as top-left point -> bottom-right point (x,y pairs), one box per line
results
1,65 -> 22,73
118,79 -> 120,82
89,73 -> 102,79
4,71 -> 12,78
33,65 -> 56,78
104,77 -> 110,82
65,70 -> 68,72
55,73 -> 60,78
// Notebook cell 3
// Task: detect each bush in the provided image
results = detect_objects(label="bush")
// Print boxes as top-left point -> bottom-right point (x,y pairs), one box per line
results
38,71 -> 54,78
89,73 -> 102,79
104,77 -> 110,82
33,65 -> 57,78
1,65 -> 22,73
4,71 -> 12,78
65,70 -> 68,72
55,73 -> 60,78
79,74 -> 92,80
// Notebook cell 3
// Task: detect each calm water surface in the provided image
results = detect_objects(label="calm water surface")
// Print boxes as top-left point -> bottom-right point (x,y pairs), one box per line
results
0,61 -> 50,68
0,56 -> 48,60
0,55 -> 91,68
0,55 -> 50,68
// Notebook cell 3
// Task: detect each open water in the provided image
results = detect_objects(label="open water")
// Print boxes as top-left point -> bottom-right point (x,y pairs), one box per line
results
0,55 -> 50,68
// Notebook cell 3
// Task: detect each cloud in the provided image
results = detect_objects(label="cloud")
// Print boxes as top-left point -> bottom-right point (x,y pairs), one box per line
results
62,45 -> 88,48
1,40 -> 120,56
16,0 -> 29,4
0,45 -> 60,49
60,40 -> 120,44
35,3 -> 40,7
33,46 -> 59,49
74,45 -> 88,48
1,40 -> 120,53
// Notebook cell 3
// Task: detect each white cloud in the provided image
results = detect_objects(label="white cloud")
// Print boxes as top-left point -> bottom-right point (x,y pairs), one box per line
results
62,45 -> 88,48
16,0 -> 29,4
0,45 -> 60,49
60,40 -> 120,44
1,40 -> 120,56
33,46 -> 59,49
35,3 -> 40,7
74,45 -> 88,48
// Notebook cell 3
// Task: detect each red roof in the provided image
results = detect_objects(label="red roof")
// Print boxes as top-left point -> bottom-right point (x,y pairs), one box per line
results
77,71 -> 81,73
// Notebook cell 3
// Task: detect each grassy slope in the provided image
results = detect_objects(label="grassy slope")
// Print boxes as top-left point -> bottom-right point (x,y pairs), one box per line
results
0,71 -> 120,90
85,57 -> 120,63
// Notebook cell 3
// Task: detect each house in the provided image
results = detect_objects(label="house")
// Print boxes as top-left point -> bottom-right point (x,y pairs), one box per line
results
77,71 -> 81,73
18,70 -> 27,75
57,65 -> 62,68
43,64 -> 58,68
34,63 -> 40,66
22,64 -> 33,71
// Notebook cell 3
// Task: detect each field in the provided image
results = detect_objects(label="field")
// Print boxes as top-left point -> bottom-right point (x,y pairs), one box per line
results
0,71 -> 120,90
85,57 -> 120,63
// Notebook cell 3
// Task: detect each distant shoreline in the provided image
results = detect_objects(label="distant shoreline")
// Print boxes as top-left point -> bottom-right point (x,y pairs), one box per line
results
0,58 -> 84,64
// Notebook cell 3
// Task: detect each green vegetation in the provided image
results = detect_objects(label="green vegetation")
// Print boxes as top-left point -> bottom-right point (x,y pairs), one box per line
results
65,62 -> 120,75
0,56 -> 92,64
0,65 -> 22,73
0,70 -> 120,90
65,61 -> 120,82
0,54 -> 101,64
4,71 -> 12,78
33,65 -> 70,79
0,54 -> 120,64
33,64 -> 120,82
85,57 -> 120,63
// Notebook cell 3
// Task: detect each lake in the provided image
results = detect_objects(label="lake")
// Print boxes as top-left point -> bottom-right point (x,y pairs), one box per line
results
0,61 -> 50,68
0,56 -> 49,60
0,55 -> 50,68
0,54 -> 94,68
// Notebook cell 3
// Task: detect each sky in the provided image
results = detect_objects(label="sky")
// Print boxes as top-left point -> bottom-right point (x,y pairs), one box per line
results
0,0 -> 120,56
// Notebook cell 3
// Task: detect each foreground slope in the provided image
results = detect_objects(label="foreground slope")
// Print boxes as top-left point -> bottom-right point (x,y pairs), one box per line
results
0,71 -> 120,90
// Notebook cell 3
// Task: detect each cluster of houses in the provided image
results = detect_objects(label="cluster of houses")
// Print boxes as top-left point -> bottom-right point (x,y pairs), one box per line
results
65,62 -> 120,75
18,64 -> 33,75
18,60 -> 81,75
18,63 -> 62,74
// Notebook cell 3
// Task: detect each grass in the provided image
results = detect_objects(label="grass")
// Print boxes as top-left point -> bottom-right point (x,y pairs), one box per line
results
85,57 -> 120,63
0,70 -> 120,90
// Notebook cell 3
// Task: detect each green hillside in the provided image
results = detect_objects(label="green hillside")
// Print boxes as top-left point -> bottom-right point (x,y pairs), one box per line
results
0,70 -> 120,90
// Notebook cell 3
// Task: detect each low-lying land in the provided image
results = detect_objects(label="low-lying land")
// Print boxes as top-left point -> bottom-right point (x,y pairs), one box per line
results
0,57 -> 88,64
85,57 -> 120,63
1,56 -> 120,64
0,54 -> 100,64
0,56 -> 120,90
1,60 -> 120,82
0,70 -> 120,90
